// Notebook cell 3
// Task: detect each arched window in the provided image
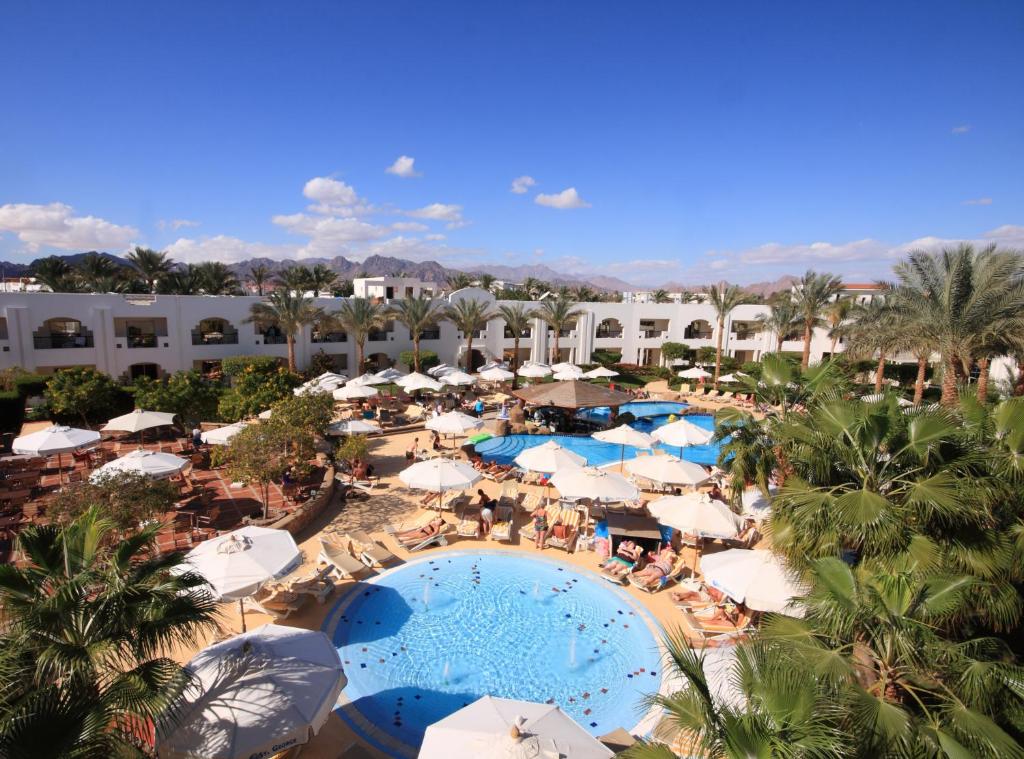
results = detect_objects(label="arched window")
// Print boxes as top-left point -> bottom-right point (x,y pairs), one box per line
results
33,318 -> 94,349
595,318 -> 623,338
192,318 -> 239,345
684,319 -> 713,340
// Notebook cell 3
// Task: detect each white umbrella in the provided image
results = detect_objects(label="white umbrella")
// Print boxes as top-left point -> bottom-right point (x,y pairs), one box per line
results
717,373 -> 738,383
157,624 -> 345,759
517,363 -> 552,378
102,409 -> 177,434
374,367 -> 405,382
183,526 -> 302,630
314,371 -> 348,385
91,448 -> 188,482
399,458 -> 481,493
401,372 -> 446,393
293,383 -> 331,396
549,466 -> 639,503
678,367 -> 712,379
592,424 -> 655,467
427,364 -> 452,377
420,695 -> 613,759
326,419 -> 382,436
513,440 -> 586,473
553,368 -> 585,381
583,366 -> 619,379
735,371 -> 749,377
626,455 -> 710,487
201,422 -> 248,446
700,548 -> 806,615
551,362 -> 580,373
12,424 -> 101,483
741,485 -> 776,520
652,418 -> 714,448
647,492 -> 741,538
478,367 -> 515,382
333,384 -> 378,400
442,370 -> 477,386
348,372 -> 389,386
426,411 -> 484,436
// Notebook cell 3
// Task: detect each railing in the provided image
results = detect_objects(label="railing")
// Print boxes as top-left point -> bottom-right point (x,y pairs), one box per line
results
127,334 -> 158,348
557,329 -> 574,337
471,330 -> 485,338
33,334 -> 94,349
312,332 -> 347,343
684,330 -> 713,340
504,328 -> 532,339
368,331 -> 390,341
640,330 -> 665,339
416,330 -> 441,341
595,329 -> 623,338
261,334 -> 287,345
732,332 -> 760,341
191,331 -> 239,345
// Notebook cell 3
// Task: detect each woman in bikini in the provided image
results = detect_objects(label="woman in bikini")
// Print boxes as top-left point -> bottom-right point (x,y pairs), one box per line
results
630,546 -> 677,585
529,504 -> 549,549
396,517 -> 445,544
601,540 -> 644,578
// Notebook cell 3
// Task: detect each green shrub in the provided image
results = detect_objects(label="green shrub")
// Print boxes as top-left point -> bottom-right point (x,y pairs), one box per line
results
591,349 -> 622,366
12,373 -> 47,398
45,367 -> 126,427
400,349 -> 440,371
307,349 -> 337,377
221,355 -> 282,378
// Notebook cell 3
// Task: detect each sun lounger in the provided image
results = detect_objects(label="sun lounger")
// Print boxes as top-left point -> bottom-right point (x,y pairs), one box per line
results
600,556 -> 635,584
285,565 -> 335,603
318,536 -> 371,579
704,389 -> 720,401
519,492 -> 543,514
717,391 -> 734,403
457,507 -> 481,538
520,505 -> 560,543
244,585 -> 309,620
545,508 -> 581,552
345,530 -> 398,567
490,504 -> 515,541
627,554 -> 689,593
691,387 -> 707,398
384,518 -> 451,551
497,481 -> 520,510
440,491 -> 470,512
679,605 -> 756,641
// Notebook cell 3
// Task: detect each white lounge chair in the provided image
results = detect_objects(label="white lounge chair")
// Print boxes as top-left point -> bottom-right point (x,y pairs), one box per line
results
243,585 -> 309,620
318,536 -> 372,579
456,507 -> 481,538
345,530 -> 398,567
285,565 -> 335,604
490,504 -> 515,542
385,518 -> 450,552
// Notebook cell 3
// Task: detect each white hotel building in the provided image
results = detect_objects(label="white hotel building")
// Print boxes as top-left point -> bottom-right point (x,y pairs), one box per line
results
0,277 -> 865,381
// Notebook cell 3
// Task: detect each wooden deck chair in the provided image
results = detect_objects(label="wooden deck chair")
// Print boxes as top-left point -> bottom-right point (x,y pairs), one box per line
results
627,553 -> 690,593
679,605 -> 757,641
284,565 -> 335,603
456,507 -> 481,538
545,508 -> 581,552
490,504 -> 515,541
345,530 -> 398,567
318,536 -> 372,579
243,585 -> 309,620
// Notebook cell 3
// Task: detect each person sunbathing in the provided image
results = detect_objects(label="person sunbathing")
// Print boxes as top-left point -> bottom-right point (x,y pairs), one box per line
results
419,492 -> 441,507
630,547 -> 677,584
615,540 -> 643,563
693,602 -> 750,628
671,584 -> 725,607
396,517 -> 445,543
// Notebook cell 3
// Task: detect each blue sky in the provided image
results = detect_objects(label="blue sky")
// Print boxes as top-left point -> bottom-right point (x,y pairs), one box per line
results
1,1 -> 1022,285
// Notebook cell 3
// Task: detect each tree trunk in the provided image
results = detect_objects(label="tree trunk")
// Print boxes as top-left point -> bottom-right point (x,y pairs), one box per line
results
1015,358 -> 1024,397
874,353 -> 885,393
714,317 -> 724,388
976,357 -> 990,404
356,340 -> 365,374
801,322 -> 812,369
776,334 -> 784,353
286,335 -> 296,372
830,335 -> 838,359
941,356 -> 959,407
413,336 -> 421,372
465,336 -> 473,371
511,337 -> 520,390
551,332 -> 559,365
913,355 -> 927,405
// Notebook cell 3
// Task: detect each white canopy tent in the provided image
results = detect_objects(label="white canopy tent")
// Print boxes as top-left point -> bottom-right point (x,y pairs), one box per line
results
90,449 -> 188,482
157,624 -> 346,759
419,696 -> 613,759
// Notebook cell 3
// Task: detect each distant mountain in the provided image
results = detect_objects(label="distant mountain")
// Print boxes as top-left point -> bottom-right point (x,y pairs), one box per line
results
658,275 -> 800,298
463,264 -> 637,291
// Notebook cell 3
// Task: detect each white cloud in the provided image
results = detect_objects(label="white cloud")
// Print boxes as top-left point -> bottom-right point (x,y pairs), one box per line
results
962,197 -> 993,206
391,221 -> 429,232
272,212 -> 390,258
424,233 -> 446,241
385,155 -> 420,178
157,218 -> 200,231
951,125 -> 972,135
406,203 -> 465,227
0,202 -> 137,252
165,235 -> 294,264
302,177 -> 372,215
510,175 -> 536,194
534,187 -> 591,210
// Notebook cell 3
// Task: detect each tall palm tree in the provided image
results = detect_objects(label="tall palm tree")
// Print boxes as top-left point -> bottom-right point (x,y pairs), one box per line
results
126,246 -> 174,293
521,277 -> 548,299
389,294 -> 445,371
890,244 -> 1024,406
30,255 -> 80,292
445,272 -> 473,291
157,264 -> 201,295
248,263 -> 272,295
476,273 -> 496,292
444,298 -> 496,371
704,284 -> 746,387
195,262 -> 240,295
845,295 -> 900,393
755,296 -> 800,352
0,508 -> 217,756
307,264 -> 337,297
651,289 -> 671,303
536,295 -> 583,364
331,297 -> 388,372
246,289 -> 323,371
571,285 -> 596,302
824,296 -> 853,357
497,303 -> 537,389
274,265 -> 311,293
792,270 -> 843,368
76,252 -> 125,292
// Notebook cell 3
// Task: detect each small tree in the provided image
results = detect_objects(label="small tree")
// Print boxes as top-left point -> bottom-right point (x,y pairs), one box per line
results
218,360 -> 300,422
49,470 -> 178,533
337,434 -> 370,469
400,349 -> 440,372
132,370 -> 222,428
222,422 -> 291,519
44,367 -> 122,427
307,349 -> 337,377
267,393 -> 332,462
695,346 -> 717,366
660,342 -> 691,365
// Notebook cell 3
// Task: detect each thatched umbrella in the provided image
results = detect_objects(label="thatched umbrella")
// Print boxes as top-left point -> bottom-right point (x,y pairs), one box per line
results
512,380 -> 633,410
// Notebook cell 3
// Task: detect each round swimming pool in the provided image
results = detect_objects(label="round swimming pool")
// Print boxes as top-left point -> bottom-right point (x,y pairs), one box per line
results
476,412 -> 721,467
326,552 -> 662,756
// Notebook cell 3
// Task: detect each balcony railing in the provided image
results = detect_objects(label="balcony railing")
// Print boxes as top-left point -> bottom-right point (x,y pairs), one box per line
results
731,331 -> 760,341
312,331 -> 347,343
415,330 -> 441,341
557,329 -> 574,337
34,334 -> 94,349
192,331 -> 239,345
596,329 -> 623,338
368,331 -> 390,341
684,330 -> 713,340
261,334 -> 287,345
504,328 -> 532,339
127,334 -> 158,348
640,330 -> 665,339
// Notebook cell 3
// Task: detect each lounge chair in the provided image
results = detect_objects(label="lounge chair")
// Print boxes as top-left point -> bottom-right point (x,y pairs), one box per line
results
345,530 -> 398,567
600,556 -> 636,584
440,491 -> 470,512
545,508 -> 581,552
497,481 -> 520,510
627,554 -> 689,593
520,505 -> 560,543
717,391 -> 735,403
721,524 -> 760,550
456,507 -> 481,538
490,504 -> 515,542
244,585 -> 309,620
385,517 -> 450,551
691,387 -> 707,398
285,565 -> 335,603
519,492 -> 543,515
704,389 -> 720,401
679,605 -> 756,641
318,536 -> 372,579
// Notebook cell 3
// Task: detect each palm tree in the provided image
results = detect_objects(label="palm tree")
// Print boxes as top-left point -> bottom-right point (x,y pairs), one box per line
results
845,295 -> 900,393
444,298 -> 496,371
824,296 -> 853,357
30,255 -> 79,292
0,508 -> 217,756
536,295 -> 583,364
274,265 -> 311,293
307,264 -> 337,297
389,294 -> 445,371
445,272 -> 473,291
497,303 -> 537,389
126,246 -> 174,293
248,263 -> 272,295
651,289 -> 671,303
755,296 -> 800,352
521,277 -> 548,299
571,285 -> 596,302
891,245 -> 1024,406
76,252 -> 125,292
704,284 -> 746,387
792,270 -> 843,368
246,289 -> 323,371
331,297 -> 388,372
195,261 -> 240,295
476,273 -> 496,292
157,264 -> 201,295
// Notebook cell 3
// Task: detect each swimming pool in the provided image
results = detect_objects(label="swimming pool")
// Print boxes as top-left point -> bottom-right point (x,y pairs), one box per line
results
476,411 -> 721,467
326,552 -> 662,756
575,400 -> 691,431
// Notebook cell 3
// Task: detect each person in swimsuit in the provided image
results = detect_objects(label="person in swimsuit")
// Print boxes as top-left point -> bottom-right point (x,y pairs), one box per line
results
396,517 -> 445,543
530,504 -> 548,549
630,547 -> 677,585
601,541 -> 644,577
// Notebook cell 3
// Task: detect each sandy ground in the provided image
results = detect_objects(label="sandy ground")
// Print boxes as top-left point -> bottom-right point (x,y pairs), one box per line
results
169,392 -> 745,759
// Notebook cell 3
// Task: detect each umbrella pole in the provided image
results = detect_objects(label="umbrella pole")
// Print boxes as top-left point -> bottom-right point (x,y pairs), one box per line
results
239,598 -> 247,633
58,452 -> 64,485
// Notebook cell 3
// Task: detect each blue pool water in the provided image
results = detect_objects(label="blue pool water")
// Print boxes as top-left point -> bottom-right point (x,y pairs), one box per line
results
476,410 -> 721,467
329,552 -> 661,754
